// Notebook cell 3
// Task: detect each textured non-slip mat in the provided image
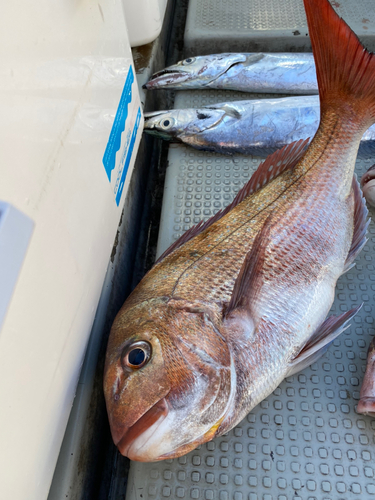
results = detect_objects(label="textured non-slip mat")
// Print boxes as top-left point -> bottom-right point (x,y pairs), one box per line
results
184,0 -> 375,54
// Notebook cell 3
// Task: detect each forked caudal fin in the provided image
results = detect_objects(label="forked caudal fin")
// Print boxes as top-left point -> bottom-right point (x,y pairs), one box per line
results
304,0 -> 375,126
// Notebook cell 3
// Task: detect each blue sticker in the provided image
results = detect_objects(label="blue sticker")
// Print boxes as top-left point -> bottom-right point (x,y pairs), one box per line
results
102,66 -> 134,182
115,107 -> 142,206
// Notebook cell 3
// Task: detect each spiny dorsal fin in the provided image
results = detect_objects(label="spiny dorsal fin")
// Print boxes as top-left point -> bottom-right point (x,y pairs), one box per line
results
237,138 -> 309,201
154,139 -> 308,265
287,305 -> 362,377
155,219 -> 210,265
225,216 -> 273,317
343,175 -> 370,272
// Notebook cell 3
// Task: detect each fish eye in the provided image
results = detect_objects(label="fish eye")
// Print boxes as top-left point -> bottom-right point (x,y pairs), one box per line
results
122,341 -> 152,370
160,117 -> 175,129
183,57 -> 195,65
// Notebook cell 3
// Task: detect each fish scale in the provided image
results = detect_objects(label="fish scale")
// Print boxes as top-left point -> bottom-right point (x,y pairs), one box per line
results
169,118 -> 353,305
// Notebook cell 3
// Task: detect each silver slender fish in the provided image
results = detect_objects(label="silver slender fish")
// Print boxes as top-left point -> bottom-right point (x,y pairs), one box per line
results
144,96 -> 375,158
143,52 -> 318,94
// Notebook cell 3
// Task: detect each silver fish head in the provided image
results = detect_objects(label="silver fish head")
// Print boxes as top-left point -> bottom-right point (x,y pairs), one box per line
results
143,108 -> 226,141
104,298 -> 234,461
143,53 -> 247,90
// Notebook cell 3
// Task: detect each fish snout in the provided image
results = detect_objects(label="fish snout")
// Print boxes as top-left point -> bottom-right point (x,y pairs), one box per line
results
357,338 -> 375,417
357,397 -> 375,417
144,70 -> 190,90
116,398 -> 169,460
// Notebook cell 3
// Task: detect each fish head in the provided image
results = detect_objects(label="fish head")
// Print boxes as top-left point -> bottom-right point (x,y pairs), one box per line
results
104,298 -> 234,461
357,337 -> 375,417
143,108 -> 226,141
360,164 -> 375,208
143,53 -> 247,89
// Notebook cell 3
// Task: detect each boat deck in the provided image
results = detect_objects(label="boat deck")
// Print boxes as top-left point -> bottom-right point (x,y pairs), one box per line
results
184,0 -> 375,54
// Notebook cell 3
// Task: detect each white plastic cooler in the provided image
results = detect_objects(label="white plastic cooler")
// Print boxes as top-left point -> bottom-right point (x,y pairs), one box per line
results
0,2 -> 143,500
122,0 -> 169,47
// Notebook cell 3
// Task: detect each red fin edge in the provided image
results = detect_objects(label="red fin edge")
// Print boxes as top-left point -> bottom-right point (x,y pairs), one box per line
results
154,139 -> 308,265
304,0 -> 375,122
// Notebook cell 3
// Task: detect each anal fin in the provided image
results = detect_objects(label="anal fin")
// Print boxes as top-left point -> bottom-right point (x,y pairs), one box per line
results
287,305 -> 362,377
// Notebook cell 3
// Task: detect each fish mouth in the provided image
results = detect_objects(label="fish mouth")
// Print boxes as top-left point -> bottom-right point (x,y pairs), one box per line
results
143,70 -> 190,89
114,399 -> 226,462
357,397 -> 375,417
360,164 -> 375,187
116,398 -> 169,460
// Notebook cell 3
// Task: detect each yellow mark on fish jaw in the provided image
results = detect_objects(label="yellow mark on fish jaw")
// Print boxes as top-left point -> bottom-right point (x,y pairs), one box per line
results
156,415 -> 227,461
204,414 -> 226,440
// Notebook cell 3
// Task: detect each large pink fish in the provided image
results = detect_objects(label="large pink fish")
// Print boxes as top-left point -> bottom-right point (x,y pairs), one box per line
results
104,0 -> 374,461
357,338 -> 375,416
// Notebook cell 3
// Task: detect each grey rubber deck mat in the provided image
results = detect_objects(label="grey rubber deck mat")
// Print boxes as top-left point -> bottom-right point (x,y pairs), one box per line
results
184,0 -> 375,55
125,88 -> 375,500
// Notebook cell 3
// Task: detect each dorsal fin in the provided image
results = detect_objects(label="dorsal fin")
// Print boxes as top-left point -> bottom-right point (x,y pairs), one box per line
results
154,139 -> 308,265
343,175 -> 370,273
236,138 -> 309,202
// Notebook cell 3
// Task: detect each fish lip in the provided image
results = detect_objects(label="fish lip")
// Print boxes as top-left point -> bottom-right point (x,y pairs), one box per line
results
144,70 -> 190,89
116,397 -> 169,459
357,397 -> 375,417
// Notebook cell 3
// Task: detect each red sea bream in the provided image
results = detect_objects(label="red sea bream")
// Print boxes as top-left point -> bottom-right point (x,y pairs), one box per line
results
104,0 -> 374,461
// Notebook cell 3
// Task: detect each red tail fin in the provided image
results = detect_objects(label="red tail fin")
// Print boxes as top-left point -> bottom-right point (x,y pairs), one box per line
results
304,0 -> 375,125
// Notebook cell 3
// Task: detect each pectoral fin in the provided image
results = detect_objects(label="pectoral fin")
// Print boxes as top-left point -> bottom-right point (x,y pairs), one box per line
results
287,305 -> 362,377
225,216 -> 273,317
208,104 -> 242,119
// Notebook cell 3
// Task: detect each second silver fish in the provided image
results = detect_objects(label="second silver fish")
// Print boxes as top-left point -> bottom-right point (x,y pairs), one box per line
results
144,96 -> 375,158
